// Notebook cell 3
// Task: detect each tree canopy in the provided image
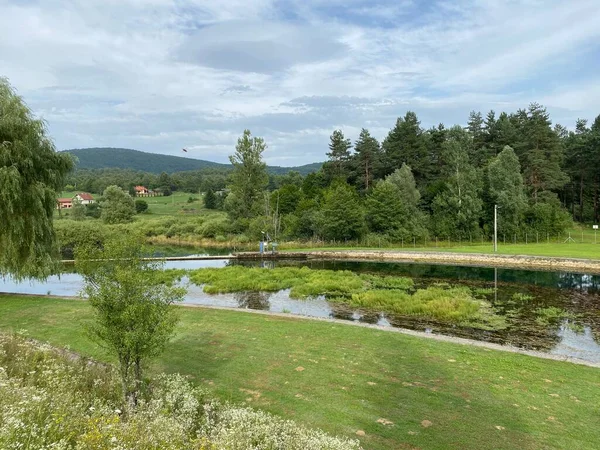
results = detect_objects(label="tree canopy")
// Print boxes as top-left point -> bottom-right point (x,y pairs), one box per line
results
100,185 -> 136,224
0,78 -> 74,279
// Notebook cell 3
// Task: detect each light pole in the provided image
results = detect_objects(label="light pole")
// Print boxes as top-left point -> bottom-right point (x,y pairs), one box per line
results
494,204 -> 498,253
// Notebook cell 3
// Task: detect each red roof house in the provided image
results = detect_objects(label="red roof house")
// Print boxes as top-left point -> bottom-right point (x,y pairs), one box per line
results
74,192 -> 95,204
57,198 -> 73,209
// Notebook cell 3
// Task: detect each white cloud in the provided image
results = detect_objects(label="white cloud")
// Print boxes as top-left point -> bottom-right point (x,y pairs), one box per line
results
1,0 -> 598,166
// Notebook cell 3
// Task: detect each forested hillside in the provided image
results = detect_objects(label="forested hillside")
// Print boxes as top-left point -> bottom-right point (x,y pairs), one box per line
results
61,104 -> 600,244
63,147 -> 322,175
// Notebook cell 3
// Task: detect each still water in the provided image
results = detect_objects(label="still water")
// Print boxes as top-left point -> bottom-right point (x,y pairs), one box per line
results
2,258 -> 599,363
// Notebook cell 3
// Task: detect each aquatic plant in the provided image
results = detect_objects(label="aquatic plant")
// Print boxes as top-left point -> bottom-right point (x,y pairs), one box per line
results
512,292 -> 534,302
347,286 -> 489,324
188,266 -> 365,298
472,287 -> 494,297
535,306 -> 578,325
360,274 -> 414,290
188,266 -> 507,328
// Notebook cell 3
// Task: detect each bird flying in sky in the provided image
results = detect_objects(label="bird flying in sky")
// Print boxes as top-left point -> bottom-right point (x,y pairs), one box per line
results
182,148 -> 188,153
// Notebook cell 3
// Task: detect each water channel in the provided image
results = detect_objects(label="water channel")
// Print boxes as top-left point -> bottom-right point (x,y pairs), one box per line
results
2,257 -> 600,363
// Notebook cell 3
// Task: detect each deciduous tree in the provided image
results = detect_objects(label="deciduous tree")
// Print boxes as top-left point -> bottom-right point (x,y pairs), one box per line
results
101,185 -> 136,224
227,129 -> 268,220
77,238 -> 186,406
0,78 -> 74,279
487,146 -> 527,237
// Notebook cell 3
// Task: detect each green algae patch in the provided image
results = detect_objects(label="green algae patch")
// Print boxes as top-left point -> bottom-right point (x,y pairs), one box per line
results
187,266 -> 505,329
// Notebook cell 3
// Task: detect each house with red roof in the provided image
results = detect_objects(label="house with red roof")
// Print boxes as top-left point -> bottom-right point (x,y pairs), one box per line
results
57,198 -> 73,209
134,186 -> 149,196
74,192 -> 95,205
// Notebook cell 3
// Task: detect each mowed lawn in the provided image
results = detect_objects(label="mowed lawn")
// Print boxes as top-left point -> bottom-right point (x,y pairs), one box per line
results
0,295 -> 599,450
287,241 -> 600,260
137,192 -> 206,216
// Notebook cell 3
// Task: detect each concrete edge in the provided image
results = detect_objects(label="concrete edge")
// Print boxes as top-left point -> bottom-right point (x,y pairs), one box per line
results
2,293 -> 598,369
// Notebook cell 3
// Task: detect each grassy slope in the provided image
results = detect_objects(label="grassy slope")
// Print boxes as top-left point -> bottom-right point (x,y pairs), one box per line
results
0,296 -> 598,450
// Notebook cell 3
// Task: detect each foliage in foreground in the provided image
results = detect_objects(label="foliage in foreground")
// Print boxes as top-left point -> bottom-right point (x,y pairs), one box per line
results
77,238 -> 186,406
0,77 -> 74,280
0,333 -> 360,450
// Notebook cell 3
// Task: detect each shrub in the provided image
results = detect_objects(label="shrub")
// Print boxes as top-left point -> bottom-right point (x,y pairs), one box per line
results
200,217 -> 231,239
135,199 -> 149,214
0,334 -> 360,450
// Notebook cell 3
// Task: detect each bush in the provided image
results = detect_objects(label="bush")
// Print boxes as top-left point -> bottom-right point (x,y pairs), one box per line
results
54,220 -> 111,259
135,199 -> 149,214
0,334 -> 360,450
200,217 -> 231,239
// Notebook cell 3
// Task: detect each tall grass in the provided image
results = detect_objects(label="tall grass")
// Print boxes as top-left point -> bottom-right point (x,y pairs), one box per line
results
0,333 -> 360,449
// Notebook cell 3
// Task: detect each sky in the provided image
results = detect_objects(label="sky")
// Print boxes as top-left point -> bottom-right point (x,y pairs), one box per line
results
1,0 -> 599,166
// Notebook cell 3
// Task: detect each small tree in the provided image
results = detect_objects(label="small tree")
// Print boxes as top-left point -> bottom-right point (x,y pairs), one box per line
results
76,238 -> 186,407
134,199 -> 148,214
101,185 -> 136,224
320,182 -> 365,241
204,188 -> 217,209
71,199 -> 86,221
228,129 -> 268,221
487,146 -> 527,237
84,202 -> 101,219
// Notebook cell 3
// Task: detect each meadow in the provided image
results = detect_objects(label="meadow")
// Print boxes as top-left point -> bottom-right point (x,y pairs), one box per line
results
1,295 -> 599,450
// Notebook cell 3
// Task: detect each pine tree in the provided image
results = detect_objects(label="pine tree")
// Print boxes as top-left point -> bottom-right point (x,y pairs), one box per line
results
521,103 -> 569,201
324,130 -> 352,182
382,112 -> 429,186
204,188 -> 217,209
352,128 -> 381,191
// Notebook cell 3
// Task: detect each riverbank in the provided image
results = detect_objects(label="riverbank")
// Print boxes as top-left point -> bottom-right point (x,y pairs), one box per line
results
0,294 -> 599,450
62,248 -> 600,273
5,292 -> 594,368
290,250 -> 600,273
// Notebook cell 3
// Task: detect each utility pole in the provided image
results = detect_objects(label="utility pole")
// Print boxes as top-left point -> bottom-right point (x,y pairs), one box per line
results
494,204 -> 498,253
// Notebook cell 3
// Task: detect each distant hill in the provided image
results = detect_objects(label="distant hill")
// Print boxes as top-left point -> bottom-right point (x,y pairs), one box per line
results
62,148 -> 322,176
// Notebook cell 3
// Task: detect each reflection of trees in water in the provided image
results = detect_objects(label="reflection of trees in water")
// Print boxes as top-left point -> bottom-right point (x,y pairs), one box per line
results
358,311 -> 380,324
329,302 -> 354,321
234,291 -> 271,310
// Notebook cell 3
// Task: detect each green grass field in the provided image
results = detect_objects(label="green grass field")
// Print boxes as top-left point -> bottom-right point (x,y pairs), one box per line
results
284,225 -> 600,260
286,243 -> 600,260
137,192 -> 205,217
1,295 -> 598,450
56,191 -> 214,218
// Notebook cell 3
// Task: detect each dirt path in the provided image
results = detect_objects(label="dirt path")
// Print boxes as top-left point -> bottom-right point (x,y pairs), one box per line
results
299,250 -> 600,273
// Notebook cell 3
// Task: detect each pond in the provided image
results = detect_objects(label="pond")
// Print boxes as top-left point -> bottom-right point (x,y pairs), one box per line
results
2,258 -> 599,363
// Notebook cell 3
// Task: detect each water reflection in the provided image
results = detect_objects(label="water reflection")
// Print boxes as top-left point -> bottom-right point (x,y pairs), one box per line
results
235,291 -> 271,310
2,257 -> 600,362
